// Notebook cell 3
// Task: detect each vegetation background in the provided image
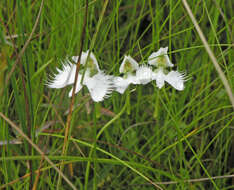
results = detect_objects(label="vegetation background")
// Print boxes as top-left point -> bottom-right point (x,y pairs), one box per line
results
0,0 -> 233,189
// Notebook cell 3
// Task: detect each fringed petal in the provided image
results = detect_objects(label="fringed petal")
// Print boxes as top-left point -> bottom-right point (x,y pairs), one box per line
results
136,65 -> 153,84
47,60 -> 76,89
164,71 -> 186,91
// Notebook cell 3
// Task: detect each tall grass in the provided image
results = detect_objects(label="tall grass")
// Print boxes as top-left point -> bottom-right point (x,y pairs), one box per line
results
0,0 -> 233,189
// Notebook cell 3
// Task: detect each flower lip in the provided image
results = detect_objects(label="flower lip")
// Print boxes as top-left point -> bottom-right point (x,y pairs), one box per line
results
164,70 -> 186,91
152,68 -> 165,89
119,55 -> 139,73
68,69 -> 114,102
84,71 -> 114,102
148,47 -> 174,68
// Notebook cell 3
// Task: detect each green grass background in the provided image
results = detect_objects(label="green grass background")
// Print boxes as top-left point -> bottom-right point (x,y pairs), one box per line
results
0,0 -> 233,189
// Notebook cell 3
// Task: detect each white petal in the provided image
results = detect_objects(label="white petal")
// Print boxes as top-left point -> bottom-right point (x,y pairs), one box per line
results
47,60 -> 76,88
136,65 -> 153,84
160,47 -> 168,55
72,50 -> 100,72
71,56 -> 79,63
68,74 -> 83,97
84,71 -> 114,102
84,51 -> 100,71
113,73 -> 141,94
72,52 -> 88,65
113,76 -> 130,94
152,69 -> 166,89
148,47 -> 174,67
164,71 -> 186,91
148,52 -> 157,66
126,73 -> 139,84
119,55 -> 139,73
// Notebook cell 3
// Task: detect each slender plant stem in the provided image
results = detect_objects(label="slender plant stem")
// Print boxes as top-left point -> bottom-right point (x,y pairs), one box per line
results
83,1 -> 109,189
57,0 -> 89,188
5,0 -> 45,89
182,0 -> 234,109
0,112 -> 77,190
15,0 -> 44,187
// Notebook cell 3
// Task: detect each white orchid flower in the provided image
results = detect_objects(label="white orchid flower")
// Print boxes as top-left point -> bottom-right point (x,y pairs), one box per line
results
114,55 -> 155,94
47,50 -> 114,102
148,47 -> 186,90
114,55 -> 140,94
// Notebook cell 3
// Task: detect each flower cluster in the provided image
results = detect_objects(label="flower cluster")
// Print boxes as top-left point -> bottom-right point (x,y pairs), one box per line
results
47,47 -> 186,102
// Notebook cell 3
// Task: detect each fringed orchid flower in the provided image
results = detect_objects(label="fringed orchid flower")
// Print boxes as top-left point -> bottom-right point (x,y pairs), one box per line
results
47,50 -> 114,102
148,47 -> 186,91
113,55 -> 139,94
114,55 -> 154,93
